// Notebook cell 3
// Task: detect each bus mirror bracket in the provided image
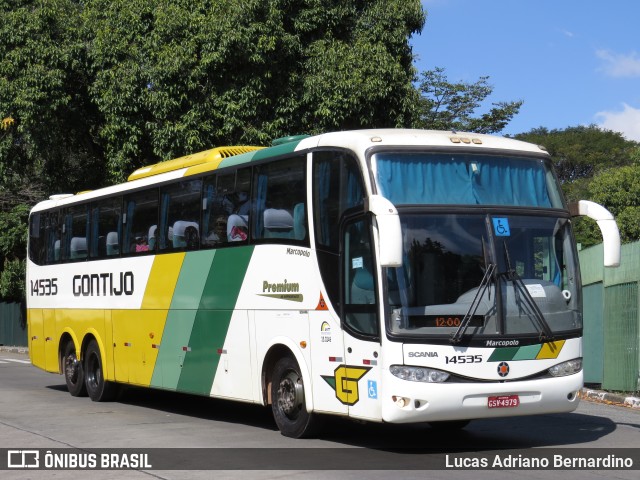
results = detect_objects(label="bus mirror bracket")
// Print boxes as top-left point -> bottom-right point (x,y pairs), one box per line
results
365,195 -> 402,267
568,200 -> 621,267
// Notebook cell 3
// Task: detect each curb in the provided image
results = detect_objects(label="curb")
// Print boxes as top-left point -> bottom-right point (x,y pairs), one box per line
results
0,345 -> 29,355
580,388 -> 640,409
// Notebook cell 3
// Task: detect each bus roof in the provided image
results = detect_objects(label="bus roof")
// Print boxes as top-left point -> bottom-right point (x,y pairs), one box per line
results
306,129 -> 548,155
31,129 -> 549,213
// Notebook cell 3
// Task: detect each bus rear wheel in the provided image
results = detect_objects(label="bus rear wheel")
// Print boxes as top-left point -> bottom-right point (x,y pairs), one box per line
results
271,356 -> 316,438
84,340 -> 118,402
63,341 -> 86,397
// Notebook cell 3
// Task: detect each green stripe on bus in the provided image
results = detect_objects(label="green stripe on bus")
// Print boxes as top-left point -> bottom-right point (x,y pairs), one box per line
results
488,346 -> 519,362
170,250 -> 217,309
512,344 -> 543,361
150,309 -> 198,390
176,247 -> 254,395
150,250 -> 217,389
198,246 -> 254,310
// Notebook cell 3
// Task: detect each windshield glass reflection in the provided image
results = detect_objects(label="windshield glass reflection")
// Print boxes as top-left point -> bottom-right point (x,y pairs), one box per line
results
387,213 -> 581,339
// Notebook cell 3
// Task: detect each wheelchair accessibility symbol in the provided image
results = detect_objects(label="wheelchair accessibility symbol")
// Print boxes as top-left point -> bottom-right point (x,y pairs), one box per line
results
368,380 -> 378,399
493,218 -> 511,237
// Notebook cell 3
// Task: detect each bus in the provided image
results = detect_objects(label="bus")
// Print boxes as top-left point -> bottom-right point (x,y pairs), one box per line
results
27,129 -> 620,438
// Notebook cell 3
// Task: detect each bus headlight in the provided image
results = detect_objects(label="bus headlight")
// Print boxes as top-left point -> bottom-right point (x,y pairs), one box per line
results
548,358 -> 582,377
390,365 -> 450,383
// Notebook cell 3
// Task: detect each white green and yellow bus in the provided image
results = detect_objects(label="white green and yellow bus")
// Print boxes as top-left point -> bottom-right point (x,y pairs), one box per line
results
27,129 -> 620,438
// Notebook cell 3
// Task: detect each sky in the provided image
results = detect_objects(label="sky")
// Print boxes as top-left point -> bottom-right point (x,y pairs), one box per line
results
411,0 -> 640,141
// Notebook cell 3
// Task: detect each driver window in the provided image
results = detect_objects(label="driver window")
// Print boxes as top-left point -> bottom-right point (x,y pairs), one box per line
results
343,218 -> 379,337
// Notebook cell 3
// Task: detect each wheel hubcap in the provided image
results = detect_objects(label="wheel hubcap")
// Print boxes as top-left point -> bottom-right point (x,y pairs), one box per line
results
278,371 -> 304,419
65,355 -> 79,384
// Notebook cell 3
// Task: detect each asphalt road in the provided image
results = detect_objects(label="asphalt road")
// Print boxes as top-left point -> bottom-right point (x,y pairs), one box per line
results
0,350 -> 638,480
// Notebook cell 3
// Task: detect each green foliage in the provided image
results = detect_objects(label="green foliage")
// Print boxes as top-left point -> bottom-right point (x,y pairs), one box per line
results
83,0 -> 426,182
0,198 -> 30,301
587,164 -> 640,244
0,202 -> 29,259
514,126 -> 635,189
516,126 -> 640,247
0,0 -> 105,193
0,258 -> 24,301
414,67 -> 523,133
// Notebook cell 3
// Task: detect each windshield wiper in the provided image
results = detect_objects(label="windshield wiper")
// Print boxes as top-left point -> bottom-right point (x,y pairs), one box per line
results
450,262 -> 496,344
501,241 -> 554,341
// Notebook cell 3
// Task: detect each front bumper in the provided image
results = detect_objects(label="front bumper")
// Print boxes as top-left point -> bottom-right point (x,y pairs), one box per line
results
381,369 -> 582,423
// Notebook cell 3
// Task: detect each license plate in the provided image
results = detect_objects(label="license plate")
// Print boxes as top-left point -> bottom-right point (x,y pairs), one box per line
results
488,395 -> 520,408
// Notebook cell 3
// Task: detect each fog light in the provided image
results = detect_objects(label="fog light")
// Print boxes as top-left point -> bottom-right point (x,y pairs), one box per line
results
392,396 -> 410,408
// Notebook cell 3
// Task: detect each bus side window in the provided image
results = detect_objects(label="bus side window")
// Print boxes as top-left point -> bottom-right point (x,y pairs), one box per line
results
28,213 -> 45,265
252,157 -> 306,243
90,196 -> 121,259
313,151 -> 364,252
43,211 -> 61,264
229,168 -> 251,242
64,204 -> 89,261
123,189 -> 158,255
203,168 -> 252,244
200,175 -> 229,248
159,179 -> 202,251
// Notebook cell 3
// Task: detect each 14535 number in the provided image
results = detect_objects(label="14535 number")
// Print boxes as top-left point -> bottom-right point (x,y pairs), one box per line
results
445,355 -> 482,364
30,278 -> 58,296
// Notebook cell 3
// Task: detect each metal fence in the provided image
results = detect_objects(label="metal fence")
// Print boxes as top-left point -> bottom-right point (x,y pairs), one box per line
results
0,302 -> 27,347
580,242 -> 640,392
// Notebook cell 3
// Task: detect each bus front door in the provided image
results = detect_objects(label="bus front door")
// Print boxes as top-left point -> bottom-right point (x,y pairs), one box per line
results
341,216 -> 382,421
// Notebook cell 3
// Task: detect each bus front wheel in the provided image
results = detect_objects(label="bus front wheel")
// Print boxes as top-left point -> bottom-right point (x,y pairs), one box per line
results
271,356 -> 316,438
84,340 -> 117,402
63,341 -> 86,397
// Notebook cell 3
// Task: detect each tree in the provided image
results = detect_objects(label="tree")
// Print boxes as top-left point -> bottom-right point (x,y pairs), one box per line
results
586,162 -> 640,244
413,67 -> 523,134
2,0 -> 426,186
514,126 -> 635,190
0,189 -> 31,301
83,0 -> 426,182
0,0 -> 101,301
0,0 -> 427,300
516,126 -> 640,247
0,0 -> 105,194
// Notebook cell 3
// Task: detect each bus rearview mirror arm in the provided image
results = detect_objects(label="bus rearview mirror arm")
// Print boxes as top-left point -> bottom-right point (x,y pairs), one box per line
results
366,195 -> 403,267
568,200 -> 621,268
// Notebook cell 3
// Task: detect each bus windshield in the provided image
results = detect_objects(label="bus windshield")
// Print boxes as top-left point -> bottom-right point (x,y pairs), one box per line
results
386,213 -> 581,339
373,152 -> 565,208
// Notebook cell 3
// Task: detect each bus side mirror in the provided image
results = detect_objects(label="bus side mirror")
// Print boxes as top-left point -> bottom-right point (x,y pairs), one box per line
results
569,200 -> 621,267
366,195 -> 402,267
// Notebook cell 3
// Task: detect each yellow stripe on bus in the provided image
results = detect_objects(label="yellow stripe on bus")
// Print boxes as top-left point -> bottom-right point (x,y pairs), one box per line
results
535,340 -> 566,359
141,253 -> 185,310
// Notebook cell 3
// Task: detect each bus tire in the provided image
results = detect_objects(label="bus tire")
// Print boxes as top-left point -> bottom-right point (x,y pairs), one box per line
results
271,356 -> 316,438
63,341 -> 87,397
84,339 -> 117,402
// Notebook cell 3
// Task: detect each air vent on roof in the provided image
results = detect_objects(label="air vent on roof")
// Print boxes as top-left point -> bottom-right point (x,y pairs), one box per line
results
127,145 -> 264,181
